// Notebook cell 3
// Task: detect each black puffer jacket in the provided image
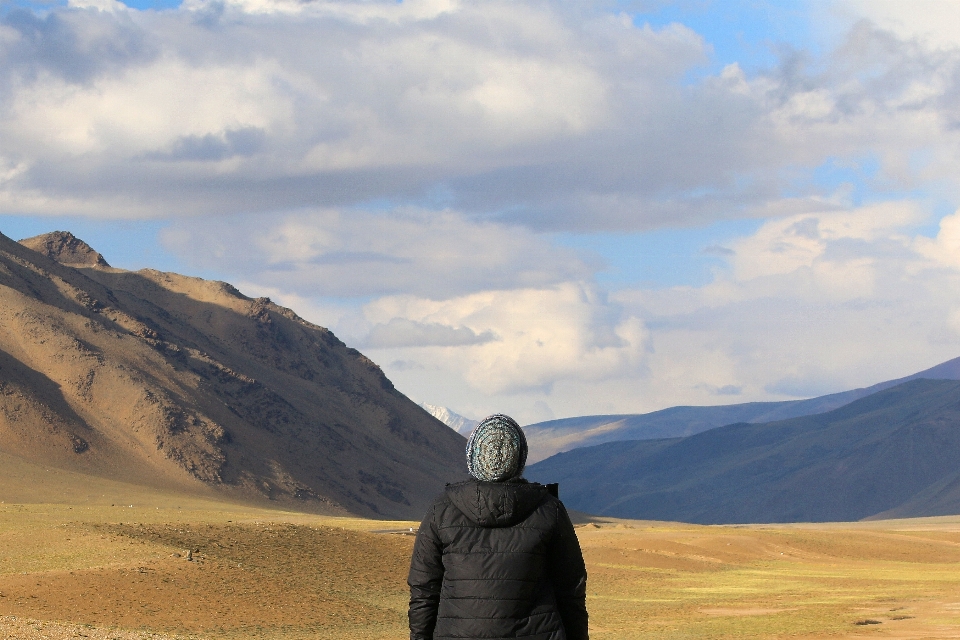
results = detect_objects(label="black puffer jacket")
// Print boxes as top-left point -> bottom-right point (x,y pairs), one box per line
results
408,479 -> 588,640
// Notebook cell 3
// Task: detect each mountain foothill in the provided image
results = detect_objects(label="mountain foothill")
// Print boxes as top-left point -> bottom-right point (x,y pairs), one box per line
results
6,228 -> 960,527
528,377 -> 960,524
521,355 -> 960,463
0,230 -> 465,519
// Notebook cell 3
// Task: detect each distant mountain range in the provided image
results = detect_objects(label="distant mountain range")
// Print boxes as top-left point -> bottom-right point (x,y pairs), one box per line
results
523,357 -> 960,462
419,403 -> 478,436
528,378 -> 960,523
0,231 -> 466,518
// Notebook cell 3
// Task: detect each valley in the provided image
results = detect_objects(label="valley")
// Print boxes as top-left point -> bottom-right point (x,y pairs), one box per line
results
5,230 -> 960,639
3,455 -> 960,640
4,2 -> 960,637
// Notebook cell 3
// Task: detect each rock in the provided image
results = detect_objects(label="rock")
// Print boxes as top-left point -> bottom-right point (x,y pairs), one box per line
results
19,231 -> 111,267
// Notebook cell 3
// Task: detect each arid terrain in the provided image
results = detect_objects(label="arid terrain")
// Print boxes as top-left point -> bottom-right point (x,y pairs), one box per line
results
4,231 -> 960,640
0,231 -> 465,519
3,452 -> 960,640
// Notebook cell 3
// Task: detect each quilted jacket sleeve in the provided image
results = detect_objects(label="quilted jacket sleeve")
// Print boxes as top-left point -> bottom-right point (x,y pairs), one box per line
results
408,501 -> 444,640
548,500 -> 589,640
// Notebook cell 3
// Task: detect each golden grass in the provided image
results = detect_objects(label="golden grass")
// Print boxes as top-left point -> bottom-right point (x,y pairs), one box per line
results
578,518 -> 960,640
3,458 -> 960,640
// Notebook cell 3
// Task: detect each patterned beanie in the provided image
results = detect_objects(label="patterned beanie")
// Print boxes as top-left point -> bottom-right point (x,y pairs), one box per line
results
466,414 -> 528,482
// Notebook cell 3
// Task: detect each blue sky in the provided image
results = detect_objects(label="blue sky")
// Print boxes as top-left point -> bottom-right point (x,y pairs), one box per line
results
637,0 -> 822,73
3,0 -> 960,423
1,216 -> 187,272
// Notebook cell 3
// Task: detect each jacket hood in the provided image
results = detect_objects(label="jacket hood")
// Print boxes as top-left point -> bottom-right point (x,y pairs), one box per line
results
445,479 -> 549,527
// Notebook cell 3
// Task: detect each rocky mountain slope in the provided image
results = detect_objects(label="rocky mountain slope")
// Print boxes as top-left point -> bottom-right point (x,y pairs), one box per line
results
0,231 -> 466,518
528,378 -> 960,523
523,356 -> 960,462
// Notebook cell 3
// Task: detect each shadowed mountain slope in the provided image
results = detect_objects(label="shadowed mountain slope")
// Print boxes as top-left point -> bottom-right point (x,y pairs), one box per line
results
528,378 -> 960,523
523,356 -> 960,462
0,230 -> 466,518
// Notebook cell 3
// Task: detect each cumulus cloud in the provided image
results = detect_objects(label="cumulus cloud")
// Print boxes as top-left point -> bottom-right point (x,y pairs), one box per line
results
0,6 -> 155,85
160,207 -> 594,298
360,282 -> 648,396
0,1 -> 629,218
727,202 -> 921,286
364,318 -> 497,349
147,127 -> 267,162
158,203 -> 960,420
843,0 -> 960,51
610,201 -> 960,410
3,0 -> 959,231
915,209 -> 960,269
7,0 -> 960,423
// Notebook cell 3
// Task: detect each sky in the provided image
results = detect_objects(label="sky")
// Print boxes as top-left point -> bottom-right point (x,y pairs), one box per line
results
3,0 -> 960,424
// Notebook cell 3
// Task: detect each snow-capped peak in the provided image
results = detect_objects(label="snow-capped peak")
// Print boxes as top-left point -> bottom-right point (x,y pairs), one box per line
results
420,403 -> 478,436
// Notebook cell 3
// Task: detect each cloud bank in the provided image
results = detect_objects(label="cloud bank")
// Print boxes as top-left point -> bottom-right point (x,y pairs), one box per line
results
5,0 -> 960,423
4,0 -> 959,229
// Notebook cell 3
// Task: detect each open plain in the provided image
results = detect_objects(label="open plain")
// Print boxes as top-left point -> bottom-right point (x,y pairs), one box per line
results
3,452 -> 960,640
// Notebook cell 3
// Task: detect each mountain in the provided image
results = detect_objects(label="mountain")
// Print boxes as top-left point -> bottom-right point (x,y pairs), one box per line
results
0,230 -> 466,518
528,378 -> 960,523
523,357 -> 960,462
418,403 -> 478,436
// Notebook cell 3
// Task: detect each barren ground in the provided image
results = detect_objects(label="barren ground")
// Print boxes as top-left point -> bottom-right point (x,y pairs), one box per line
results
3,454 -> 960,639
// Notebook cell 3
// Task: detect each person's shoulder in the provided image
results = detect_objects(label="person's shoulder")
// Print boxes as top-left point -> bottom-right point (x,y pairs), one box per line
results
540,493 -> 565,515
431,480 -> 472,507
519,480 -> 561,504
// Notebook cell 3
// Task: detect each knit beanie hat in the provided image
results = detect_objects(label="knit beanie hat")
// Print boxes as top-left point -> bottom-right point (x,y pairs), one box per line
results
466,414 -> 528,482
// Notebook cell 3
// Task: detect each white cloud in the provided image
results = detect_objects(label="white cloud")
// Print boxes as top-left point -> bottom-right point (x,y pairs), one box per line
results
157,200 -> 960,421
843,0 -> 960,52
915,209 -> 960,269
729,202 -> 921,284
364,318 -> 497,349
610,201 -> 960,409
7,58 -> 287,157
0,2 -> 629,218
160,207 -> 594,298
6,1 -> 960,230
179,0 -> 460,19
67,0 -> 129,13
360,282 -> 648,396
342,201 -> 960,420
8,1 -> 960,424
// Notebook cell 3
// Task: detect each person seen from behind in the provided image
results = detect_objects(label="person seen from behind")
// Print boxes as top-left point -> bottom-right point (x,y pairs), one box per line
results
408,414 -> 588,640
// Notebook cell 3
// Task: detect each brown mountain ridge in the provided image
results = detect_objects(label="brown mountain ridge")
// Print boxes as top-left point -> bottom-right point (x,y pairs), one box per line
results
0,230 -> 466,518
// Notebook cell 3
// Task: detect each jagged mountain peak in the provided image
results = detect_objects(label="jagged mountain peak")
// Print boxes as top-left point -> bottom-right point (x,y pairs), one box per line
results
20,231 -> 111,268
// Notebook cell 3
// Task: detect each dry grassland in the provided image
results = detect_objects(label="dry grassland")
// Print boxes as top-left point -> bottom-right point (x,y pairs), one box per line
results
3,453 -> 960,640
579,518 -> 960,640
